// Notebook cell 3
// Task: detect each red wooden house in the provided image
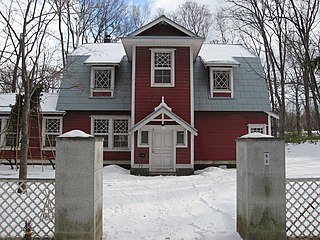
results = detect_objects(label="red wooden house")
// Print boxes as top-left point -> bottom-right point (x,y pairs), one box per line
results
0,16 -> 275,174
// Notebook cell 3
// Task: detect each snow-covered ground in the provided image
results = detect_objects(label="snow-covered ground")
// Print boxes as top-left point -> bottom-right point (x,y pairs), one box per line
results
0,141 -> 319,239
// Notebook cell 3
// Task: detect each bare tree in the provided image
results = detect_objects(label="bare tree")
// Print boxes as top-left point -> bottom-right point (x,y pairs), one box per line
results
0,0 -> 57,181
287,0 -> 320,133
226,0 -> 290,137
170,0 -> 213,38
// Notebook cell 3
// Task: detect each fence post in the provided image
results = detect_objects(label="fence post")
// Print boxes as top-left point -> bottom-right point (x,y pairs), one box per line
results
55,130 -> 103,240
236,134 -> 286,240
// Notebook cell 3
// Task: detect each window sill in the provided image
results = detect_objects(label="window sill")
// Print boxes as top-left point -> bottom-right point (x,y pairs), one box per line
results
151,84 -> 175,88
209,97 -> 235,100
103,148 -> 130,152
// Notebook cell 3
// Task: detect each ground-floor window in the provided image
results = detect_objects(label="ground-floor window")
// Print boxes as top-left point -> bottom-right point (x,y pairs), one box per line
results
91,116 -> 130,150
42,117 -> 63,149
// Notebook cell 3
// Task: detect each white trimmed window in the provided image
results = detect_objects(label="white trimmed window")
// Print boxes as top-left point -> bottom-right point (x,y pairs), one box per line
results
151,49 -> 175,87
0,117 -> 20,148
91,66 -> 115,97
42,117 -> 62,148
0,117 -> 9,147
210,68 -> 233,97
91,116 -> 130,150
176,130 -> 187,148
138,130 -> 149,147
248,124 -> 267,134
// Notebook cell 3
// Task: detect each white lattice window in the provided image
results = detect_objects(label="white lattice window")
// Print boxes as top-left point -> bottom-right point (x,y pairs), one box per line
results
43,117 -> 62,148
248,124 -> 267,135
151,49 -> 175,87
93,119 -> 109,148
91,116 -> 130,150
113,119 -> 129,148
210,68 -> 233,97
91,67 -> 115,97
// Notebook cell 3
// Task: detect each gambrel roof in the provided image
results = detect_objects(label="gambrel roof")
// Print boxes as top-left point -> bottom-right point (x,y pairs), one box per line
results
57,43 -> 271,113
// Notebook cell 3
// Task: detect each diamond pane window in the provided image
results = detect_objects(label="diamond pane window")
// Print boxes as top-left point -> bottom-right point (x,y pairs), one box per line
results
213,70 -> 230,90
151,49 -> 175,86
46,119 -> 60,133
155,52 -> 171,68
43,118 -> 61,148
91,67 -> 115,97
94,69 -> 111,89
113,119 -> 128,148
93,119 -> 109,148
91,117 -> 130,150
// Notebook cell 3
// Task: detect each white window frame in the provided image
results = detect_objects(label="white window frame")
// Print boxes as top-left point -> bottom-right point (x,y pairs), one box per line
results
0,117 -> 8,147
210,67 -> 234,97
91,66 -> 115,97
138,129 -> 150,147
247,124 -> 267,135
176,129 -> 188,148
0,117 -> 21,149
91,115 -> 130,151
42,117 -> 63,149
150,48 -> 175,87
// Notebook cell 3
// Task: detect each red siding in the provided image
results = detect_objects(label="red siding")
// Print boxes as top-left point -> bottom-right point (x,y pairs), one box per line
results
0,116 -> 56,161
194,111 -> 268,162
135,47 -> 191,124
176,133 -> 191,164
63,111 -> 131,162
212,92 -> 231,97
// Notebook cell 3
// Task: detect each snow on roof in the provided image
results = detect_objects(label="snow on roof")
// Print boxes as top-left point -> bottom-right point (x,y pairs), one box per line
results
199,44 -> 256,66
69,42 -> 255,66
71,43 -> 125,65
0,92 -> 61,114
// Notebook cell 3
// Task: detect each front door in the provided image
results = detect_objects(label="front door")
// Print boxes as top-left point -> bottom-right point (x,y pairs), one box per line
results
151,130 -> 174,172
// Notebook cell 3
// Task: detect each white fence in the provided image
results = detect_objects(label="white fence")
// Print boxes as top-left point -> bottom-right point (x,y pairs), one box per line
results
0,178 -> 55,239
286,178 -> 320,238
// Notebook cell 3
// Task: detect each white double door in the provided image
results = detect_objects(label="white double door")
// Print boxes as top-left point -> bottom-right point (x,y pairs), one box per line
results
151,130 -> 174,172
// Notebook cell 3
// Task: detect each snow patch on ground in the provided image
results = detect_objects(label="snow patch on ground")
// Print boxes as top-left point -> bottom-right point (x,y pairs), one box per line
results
1,141 -> 320,239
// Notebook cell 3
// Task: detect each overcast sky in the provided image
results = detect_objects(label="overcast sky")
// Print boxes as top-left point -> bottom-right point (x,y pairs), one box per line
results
131,0 -> 223,17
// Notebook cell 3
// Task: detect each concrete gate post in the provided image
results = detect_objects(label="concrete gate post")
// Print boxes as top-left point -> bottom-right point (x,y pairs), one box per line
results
236,134 -> 286,240
55,130 -> 103,240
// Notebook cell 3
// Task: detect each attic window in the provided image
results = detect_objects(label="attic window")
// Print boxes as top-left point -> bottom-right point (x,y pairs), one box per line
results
210,68 -> 233,98
91,66 -> 115,97
151,49 -> 175,87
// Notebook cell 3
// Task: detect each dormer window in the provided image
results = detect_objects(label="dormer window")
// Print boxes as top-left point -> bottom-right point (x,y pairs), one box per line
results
151,49 -> 175,87
91,66 -> 115,97
210,67 -> 233,97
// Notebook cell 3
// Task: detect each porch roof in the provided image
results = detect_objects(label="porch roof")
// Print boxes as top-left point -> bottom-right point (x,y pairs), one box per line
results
129,97 -> 197,136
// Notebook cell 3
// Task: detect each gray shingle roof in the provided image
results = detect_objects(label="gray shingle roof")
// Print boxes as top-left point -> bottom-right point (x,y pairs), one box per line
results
57,43 -> 271,112
56,55 -> 131,111
194,56 -> 271,112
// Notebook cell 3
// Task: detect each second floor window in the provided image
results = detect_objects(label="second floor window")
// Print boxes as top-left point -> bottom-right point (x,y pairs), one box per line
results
210,68 -> 233,97
91,67 -> 115,97
151,49 -> 175,87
